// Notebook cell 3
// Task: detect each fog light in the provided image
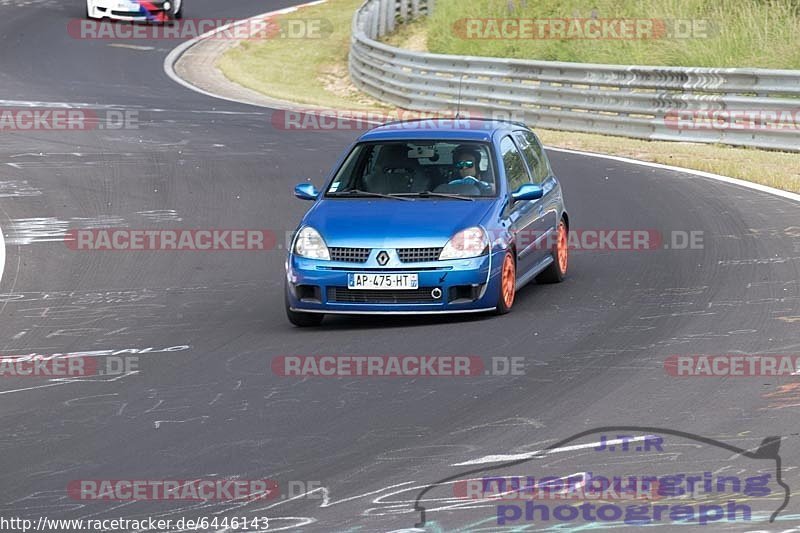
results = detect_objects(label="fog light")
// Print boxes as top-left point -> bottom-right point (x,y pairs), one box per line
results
431,288 -> 442,300
164,1 -> 172,9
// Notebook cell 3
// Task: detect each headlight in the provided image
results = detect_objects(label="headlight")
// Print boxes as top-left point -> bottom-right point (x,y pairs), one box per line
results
293,227 -> 330,260
439,226 -> 489,260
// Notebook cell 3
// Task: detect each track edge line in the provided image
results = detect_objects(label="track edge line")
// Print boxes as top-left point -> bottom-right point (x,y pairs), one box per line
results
545,146 -> 800,203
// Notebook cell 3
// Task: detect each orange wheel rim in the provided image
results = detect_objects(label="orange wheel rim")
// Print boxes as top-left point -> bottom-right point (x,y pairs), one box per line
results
557,222 -> 568,274
501,254 -> 515,308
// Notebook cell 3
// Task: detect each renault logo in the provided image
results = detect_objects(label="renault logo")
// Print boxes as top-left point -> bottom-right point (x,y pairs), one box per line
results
376,251 -> 390,266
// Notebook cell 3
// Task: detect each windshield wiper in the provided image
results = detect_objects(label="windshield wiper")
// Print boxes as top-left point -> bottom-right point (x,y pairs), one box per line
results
327,189 -> 412,201
396,191 -> 475,201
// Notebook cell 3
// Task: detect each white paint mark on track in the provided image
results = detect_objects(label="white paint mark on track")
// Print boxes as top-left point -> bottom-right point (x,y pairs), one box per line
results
0,181 -> 42,197
0,99 -> 122,109
108,44 -> 156,51
0,211 -> 4,287
0,381 -> 76,396
546,147 -> 800,204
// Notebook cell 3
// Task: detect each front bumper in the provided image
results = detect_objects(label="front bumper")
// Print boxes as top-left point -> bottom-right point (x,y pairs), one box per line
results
286,251 -> 503,314
88,0 -> 174,21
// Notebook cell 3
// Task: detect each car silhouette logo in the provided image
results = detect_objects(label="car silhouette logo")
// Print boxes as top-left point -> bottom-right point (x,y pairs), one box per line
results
377,251 -> 390,266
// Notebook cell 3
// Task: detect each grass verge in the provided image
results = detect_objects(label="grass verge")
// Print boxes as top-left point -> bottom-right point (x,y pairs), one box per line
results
217,0 -> 800,193
427,0 -> 800,69
217,0 -> 388,110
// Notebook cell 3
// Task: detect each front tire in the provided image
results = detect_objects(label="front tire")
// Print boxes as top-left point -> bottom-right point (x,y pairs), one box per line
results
536,219 -> 568,284
285,285 -> 324,327
494,251 -> 516,314
174,0 -> 183,19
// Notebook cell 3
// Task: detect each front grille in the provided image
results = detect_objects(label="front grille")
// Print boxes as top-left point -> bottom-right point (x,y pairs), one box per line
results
329,247 -> 371,263
328,287 -> 438,304
397,247 -> 443,263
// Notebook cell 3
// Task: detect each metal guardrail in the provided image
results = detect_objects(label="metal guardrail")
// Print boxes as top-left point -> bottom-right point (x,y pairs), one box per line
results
349,0 -> 800,152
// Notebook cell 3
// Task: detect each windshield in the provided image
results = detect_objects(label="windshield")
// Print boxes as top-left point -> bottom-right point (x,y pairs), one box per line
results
326,141 -> 497,198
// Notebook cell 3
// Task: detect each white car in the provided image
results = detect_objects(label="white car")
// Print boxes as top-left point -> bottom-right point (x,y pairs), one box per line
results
86,0 -> 183,21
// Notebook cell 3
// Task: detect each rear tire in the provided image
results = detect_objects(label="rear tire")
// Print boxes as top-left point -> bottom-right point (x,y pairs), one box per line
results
494,251 -> 516,314
285,285 -> 324,327
536,219 -> 568,284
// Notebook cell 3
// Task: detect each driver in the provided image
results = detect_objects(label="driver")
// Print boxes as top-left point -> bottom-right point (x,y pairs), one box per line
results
451,145 -> 493,192
453,146 -> 482,179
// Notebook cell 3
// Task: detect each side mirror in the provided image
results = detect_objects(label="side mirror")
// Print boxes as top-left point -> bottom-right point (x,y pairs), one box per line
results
511,183 -> 544,202
294,183 -> 319,201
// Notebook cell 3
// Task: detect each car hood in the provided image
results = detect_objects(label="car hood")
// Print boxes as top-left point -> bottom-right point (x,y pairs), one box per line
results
302,198 -> 496,248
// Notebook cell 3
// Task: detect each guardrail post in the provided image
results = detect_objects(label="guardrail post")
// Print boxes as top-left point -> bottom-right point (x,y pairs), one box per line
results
377,0 -> 387,37
388,0 -> 398,33
370,1 -> 380,39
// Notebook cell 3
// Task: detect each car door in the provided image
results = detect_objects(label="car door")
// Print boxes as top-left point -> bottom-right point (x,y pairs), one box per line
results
499,135 -> 546,275
513,130 -> 559,260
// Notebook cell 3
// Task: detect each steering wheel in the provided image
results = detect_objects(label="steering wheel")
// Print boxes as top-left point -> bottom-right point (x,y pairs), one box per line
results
446,176 -> 492,191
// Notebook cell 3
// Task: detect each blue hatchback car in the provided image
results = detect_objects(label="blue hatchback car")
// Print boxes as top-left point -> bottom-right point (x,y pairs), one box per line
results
285,119 -> 569,326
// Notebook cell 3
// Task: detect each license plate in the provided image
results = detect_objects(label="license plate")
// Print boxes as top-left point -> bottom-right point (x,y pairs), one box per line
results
347,273 -> 418,290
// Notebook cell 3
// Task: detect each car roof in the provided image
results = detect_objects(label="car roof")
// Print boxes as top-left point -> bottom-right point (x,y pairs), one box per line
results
358,118 -> 527,142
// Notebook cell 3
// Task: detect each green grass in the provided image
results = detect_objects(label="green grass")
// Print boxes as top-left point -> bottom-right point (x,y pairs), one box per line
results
217,0 -> 389,110
425,0 -> 800,68
535,129 -> 800,193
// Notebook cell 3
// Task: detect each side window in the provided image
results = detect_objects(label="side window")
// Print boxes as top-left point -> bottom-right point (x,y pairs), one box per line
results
327,144 -> 376,193
500,136 -> 532,192
514,131 -> 549,183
